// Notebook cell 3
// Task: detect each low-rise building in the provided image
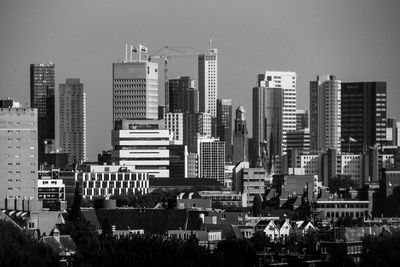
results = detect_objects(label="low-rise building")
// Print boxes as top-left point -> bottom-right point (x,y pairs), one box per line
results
199,191 -> 248,208
78,165 -> 149,199
168,229 -> 222,249
315,200 -> 369,220
37,171 -> 66,211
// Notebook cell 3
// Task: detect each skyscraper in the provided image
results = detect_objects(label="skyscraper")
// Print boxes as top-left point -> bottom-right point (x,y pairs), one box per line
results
168,76 -> 196,113
30,63 -> 55,164
217,99 -> 233,162
310,75 -> 341,152
233,105 -> 249,163
198,48 -> 217,117
0,102 -> 38,210
252,83 -> 283,170
112,61 -> 158,124
258,71 -> 297,152
341,82 -> 386,153
59,78 -> 86,165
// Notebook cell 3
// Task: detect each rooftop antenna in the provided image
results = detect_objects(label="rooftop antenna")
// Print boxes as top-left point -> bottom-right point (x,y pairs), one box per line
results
209,38 -> 212,50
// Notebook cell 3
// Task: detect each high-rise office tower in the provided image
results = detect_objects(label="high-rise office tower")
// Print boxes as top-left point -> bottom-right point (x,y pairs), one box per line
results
310,75 -> 341,152
233,105 -> 249,163
0,102 -> 38,210
198,48 -> 217,117
30,63 -> 55,164
252,82 -> 283,170
341,82 -> 386,153
296,110 -> 309,131
184,88 -> 199,114
217,99 -> 233,162
168,76 -> 196,113
59,78 -> 86,165
258,71 -> 296,152
112,61 -> 158,124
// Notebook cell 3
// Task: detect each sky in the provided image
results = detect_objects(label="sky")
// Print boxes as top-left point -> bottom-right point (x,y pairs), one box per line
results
1,0 -> 400,161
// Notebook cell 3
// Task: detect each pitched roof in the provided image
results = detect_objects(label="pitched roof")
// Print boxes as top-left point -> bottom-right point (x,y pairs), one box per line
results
41,235 -> 77,254
93,209 -> 203,234
81,209 -> 101,230
204,224 -> 243,240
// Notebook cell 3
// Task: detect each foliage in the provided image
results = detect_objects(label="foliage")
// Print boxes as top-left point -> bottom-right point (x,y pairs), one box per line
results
361,230 -> 400,267
252,194 -> 262,217
60,181 -> 100,266
213,239 -> 257,267
0,220 -> 58,267
328,175 -> 356,194
250,230 -> 269,251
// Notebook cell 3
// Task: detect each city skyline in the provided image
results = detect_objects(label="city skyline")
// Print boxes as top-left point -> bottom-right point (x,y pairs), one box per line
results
1,0 -> 400,160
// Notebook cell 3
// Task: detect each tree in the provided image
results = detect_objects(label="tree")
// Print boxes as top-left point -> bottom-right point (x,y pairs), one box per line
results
252,194 -> 262,217
328,175 -> 356,194
0,220 -> 58,267
101,218 -> 113,238
69,181 -> 82,222
60,181 -> 100,266
361,231 -> 400,267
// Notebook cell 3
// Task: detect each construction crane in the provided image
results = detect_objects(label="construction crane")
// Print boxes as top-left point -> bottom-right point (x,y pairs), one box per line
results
148,45 -> 205,83
148,46 -> 205,111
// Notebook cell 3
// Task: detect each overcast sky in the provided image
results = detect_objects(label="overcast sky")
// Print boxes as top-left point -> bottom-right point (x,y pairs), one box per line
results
1,0 -> 400,160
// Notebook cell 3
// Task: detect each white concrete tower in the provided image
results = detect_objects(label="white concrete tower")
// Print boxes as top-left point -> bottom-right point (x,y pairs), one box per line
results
198,47 -> 218,117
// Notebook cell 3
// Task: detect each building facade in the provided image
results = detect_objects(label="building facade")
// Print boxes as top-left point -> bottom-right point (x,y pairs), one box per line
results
37,170 -> 65,211
112,61 -> 158,123
59,78 -> 86,165
259,71 -> 297,152
30,63 -> 55,164
0,105 -> 38,210
79,165 -> 149,199
296,110 -> 308,131
197,136 -> 225,183
168,76 -> 197,113
252,84 -> 283,170
217,99 -> 233,162
286,129 -> 310,153
164,113 -> 183,145
341,82 -> 386,153
198,48 -> 217,117
233,105 -> 249,163
310,75 -> 341,152
183,112 -> 212,153
111,120 -> 171,178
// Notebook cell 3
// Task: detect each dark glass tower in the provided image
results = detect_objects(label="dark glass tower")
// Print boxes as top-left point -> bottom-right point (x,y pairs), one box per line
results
341,82 -> 387,153
168,76 -> 198,113
30,63 -> 55,164
217,99 -> 233,162
252,85 -> 282,171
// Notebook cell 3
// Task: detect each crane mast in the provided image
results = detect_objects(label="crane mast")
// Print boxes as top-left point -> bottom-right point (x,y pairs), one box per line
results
148,46 -> 204,112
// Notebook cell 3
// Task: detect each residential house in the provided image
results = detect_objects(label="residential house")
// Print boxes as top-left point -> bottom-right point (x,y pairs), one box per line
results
40,227 -> 77,267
